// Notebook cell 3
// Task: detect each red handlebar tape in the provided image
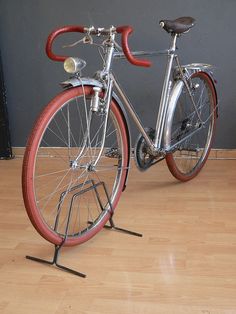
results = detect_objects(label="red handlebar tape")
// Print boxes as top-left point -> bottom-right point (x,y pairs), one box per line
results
116,26 -> 151,67
46,25 -> 151,67
46,25 -> 85,62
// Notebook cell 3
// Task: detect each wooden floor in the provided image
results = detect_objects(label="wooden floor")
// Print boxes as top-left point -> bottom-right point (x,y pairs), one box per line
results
1,157 -> 236,314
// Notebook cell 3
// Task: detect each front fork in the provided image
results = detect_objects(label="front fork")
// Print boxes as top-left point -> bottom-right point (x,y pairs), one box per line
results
92,78 -> 114,167
74,79 -> 114,169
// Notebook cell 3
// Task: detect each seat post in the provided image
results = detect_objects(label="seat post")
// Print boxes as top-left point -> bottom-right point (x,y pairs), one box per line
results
169,33 -> 178,53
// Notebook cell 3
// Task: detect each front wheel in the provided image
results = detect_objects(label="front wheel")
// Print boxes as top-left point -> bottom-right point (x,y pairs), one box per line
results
22,86 -> 129,246
165,71 -> 217,181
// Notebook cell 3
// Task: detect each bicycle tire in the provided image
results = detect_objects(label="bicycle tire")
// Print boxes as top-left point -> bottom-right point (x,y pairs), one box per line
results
165,71 -> 217,181
22,86 -> 129,246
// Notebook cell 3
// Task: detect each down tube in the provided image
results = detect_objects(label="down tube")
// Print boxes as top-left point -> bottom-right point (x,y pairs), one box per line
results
112,77 -> 154,150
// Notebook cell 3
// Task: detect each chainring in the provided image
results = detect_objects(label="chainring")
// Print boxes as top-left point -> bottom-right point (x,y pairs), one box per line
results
134,128 -> 157,171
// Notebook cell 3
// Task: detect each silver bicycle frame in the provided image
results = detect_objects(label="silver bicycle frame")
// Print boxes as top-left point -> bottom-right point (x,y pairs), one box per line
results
62,31 -> 216,158
66,33 -> 180,155
112,34 -> 178,153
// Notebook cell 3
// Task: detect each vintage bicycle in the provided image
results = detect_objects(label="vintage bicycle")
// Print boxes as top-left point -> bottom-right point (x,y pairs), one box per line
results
22,17 -> 217,276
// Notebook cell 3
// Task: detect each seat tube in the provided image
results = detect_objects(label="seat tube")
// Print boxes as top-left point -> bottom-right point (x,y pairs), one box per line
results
154,34 -> 177,149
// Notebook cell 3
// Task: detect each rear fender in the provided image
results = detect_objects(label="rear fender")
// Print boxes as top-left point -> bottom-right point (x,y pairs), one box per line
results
164,80 -> 184,151
173,63 -> 218,117
165,64 -> 218,151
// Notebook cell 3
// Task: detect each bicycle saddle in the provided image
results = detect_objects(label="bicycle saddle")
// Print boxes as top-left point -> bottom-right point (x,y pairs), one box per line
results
159,17 -> 195,34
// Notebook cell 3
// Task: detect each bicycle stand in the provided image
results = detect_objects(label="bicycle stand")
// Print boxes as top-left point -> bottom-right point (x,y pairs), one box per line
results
103,217 -> 142,237
88,179 -> 142,237
26,179 -> 142,277
26,238 -> 86,278
88,217 -> 142,237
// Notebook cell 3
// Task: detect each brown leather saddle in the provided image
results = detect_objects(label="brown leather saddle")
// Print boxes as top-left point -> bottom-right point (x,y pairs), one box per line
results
160,17 -> 195,34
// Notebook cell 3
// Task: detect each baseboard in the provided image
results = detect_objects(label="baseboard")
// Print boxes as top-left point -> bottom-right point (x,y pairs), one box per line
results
12,147 -> 236,160
208,149 -> 236,159
12,147 -> 25,157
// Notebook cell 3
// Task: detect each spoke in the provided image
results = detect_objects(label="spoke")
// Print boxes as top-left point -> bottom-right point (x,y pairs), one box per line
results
90,119 -> 105,158
40,140 -> 69,163
60,106 -> 79,151
38,168 -> 87,206
53,172 -> 89,232
106,128 -> 117,139
46,126 -> 69,147
38,168 -> 72,209
67,104 -> 71,159
90,130 -> 118,161
75,172 -> 90,232
35,168 -> 71,178
75,96 -> 86,155
52,118 -> 68,146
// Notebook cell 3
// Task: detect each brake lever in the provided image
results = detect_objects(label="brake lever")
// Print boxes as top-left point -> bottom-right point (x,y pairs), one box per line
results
62,35 -> 93,48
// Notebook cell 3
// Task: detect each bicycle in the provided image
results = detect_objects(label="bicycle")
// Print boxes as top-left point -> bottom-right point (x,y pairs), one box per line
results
22,16 -> 218,250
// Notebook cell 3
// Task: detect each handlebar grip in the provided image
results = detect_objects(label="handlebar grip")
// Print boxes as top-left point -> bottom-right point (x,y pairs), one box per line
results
116,26 -> 151,68
46,25 -> 85,62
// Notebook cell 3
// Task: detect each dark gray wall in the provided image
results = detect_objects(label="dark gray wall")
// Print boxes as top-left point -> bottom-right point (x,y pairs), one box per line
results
0,0 -> 235,148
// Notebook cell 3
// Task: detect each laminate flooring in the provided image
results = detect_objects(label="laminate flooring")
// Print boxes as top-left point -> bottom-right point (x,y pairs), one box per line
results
0,157 -> 236,314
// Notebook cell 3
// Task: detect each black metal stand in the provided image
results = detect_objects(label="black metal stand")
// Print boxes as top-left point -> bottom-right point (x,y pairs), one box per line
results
103,217 -> 143,237
26,179 -> 142,277
26,238 -> 86,277
88,179 -> 143,237
88,217 -> 142,237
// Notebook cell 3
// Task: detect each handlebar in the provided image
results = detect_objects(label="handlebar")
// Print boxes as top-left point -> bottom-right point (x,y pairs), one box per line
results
116,26 -> 151,67
46,25 -> 85,62
45,25 -> 151,67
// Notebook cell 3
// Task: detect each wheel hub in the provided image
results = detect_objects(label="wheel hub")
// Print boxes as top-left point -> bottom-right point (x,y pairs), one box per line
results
70,160 -> 79,170
70,160 -> 95,172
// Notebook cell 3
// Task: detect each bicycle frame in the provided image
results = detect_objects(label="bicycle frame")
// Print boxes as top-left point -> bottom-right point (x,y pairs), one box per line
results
112,34 -> 178,153
60,29 -> 217,159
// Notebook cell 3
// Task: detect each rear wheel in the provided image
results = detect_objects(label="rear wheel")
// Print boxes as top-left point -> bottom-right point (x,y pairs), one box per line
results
165,72 -> 217,181
22,86 -> 128,246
